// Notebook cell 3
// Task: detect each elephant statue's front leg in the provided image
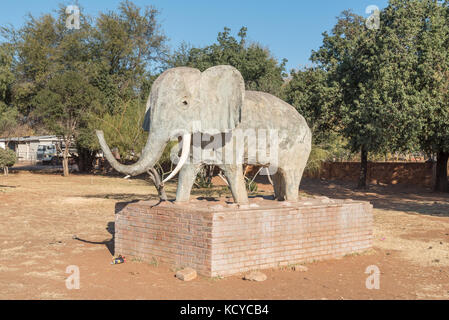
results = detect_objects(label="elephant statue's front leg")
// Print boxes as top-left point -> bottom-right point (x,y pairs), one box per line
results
175,163 -> 202,203
221,165 -> 249,204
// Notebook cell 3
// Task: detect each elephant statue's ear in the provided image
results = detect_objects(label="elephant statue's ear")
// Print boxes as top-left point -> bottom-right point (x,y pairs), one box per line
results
198,65 -> 245,134
142,73 -> 162,132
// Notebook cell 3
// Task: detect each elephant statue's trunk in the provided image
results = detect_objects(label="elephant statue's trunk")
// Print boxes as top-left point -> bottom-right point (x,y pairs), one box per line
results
96,130 -> 167,177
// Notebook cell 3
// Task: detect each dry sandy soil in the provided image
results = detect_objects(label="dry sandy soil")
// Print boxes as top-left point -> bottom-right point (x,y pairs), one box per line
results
1,168 -> 448,300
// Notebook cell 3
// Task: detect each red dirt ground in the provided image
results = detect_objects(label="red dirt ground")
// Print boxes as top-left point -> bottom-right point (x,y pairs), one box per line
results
1,170 -> 448,300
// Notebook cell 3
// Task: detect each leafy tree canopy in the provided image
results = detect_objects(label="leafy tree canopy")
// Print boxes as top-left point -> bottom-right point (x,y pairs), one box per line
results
168,27 -> 287,96
283,67 -> 340,144
0,148 -> 16,168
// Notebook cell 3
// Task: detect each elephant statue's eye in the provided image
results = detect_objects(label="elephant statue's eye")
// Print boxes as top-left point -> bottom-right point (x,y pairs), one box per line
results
182,99 -> 189,106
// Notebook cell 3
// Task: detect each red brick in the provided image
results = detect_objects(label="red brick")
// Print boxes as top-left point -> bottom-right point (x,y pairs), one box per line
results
115,199 -> 373,277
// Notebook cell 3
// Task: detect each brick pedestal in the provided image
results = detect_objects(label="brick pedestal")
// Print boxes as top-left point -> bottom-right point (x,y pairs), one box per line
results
114,197 -> 373,277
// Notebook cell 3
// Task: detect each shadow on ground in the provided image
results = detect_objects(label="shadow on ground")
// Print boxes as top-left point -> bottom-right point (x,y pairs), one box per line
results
11,164 -> 66,175
298,178 -> 449,217
73,221 -> 115,256
84,174 -> 449,218
83,193 -> 159,202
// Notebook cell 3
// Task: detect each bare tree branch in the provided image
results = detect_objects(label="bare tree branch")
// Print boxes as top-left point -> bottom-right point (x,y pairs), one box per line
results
147,167 -> 167,201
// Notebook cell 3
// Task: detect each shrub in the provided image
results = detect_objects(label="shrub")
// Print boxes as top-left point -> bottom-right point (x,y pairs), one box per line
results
305,145 -> 329,176
0,148 -> 16,175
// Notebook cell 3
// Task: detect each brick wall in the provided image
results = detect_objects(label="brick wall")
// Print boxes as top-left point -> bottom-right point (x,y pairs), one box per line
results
114,202 -> 214,276
115,198 -> 373,277
304,162 -> 437,187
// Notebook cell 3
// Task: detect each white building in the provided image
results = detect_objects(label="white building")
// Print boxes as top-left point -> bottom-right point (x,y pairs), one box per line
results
0,136 -> 61,162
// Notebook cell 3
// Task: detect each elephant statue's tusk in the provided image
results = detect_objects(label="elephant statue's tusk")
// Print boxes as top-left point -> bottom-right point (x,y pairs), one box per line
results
162,133 -> 191,184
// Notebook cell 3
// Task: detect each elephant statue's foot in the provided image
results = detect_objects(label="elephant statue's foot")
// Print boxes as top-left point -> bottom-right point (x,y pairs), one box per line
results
176,163 -> 202,203
221,165 -> 249,205
272,168 -> 302,202
174,200 -> 190,205
272,171 -> 286,201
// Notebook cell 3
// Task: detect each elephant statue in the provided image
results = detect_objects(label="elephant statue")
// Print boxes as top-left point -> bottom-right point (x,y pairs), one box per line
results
96,65 -> 312,204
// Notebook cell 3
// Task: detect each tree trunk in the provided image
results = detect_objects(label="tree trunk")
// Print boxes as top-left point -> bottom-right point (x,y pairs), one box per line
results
61,138 -> 72,177
62,149 -> 70,177
434,151 -> 449,192
357,146 -> 368,189
147,167 -> 167,201
158,185 -> 168,201
77,147 -> 96,173
3,167 -> 8,176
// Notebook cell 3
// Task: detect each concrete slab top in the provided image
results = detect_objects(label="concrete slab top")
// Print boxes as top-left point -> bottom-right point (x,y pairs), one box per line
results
121,196 -> 371,215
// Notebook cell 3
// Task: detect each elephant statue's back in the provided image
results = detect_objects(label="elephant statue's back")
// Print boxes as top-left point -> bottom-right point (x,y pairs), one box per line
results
239,91 -> 311,151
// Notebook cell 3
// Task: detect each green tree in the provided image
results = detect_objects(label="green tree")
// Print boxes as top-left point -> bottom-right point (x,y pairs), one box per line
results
93,99 -> 147,161
311,9 -> 421,188
0,44 -> 18,145
3,1 -> 168,173
33,71 -> 101,176
0,147 -> 16,176
92,1 -> 167,86
283,67 -> 345,174
375,0 -> 449,192
78,1 -> 167,170
312,11 -> 377,188
168,27 -> 287,96
283,67 -> 340,144
413,0 -> 449,191
0,44 -> 14,104
4,4 -> 99,176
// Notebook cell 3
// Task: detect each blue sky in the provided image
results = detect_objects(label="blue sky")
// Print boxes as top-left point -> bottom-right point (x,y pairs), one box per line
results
0,0 -> 389,71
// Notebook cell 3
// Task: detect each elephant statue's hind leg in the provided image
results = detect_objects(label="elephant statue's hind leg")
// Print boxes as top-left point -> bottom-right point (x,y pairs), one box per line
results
221,165 -> 249,204
272,171 -> 286,201
175,163 -> 202,203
